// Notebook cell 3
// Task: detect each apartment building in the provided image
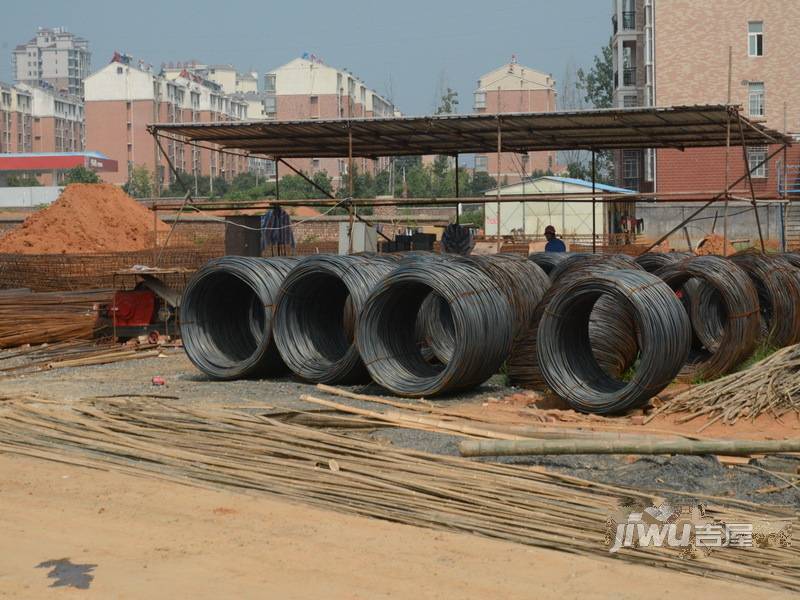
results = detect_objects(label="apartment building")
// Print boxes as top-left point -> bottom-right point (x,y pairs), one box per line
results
610,0 -> 800,195
163,62 -> 259,95
84,55 -> 249,187
22,84 -> 84,155
472,59 -> 560,184
12,27 -> 91,97
263,56 -> 396,185
0,83 -> 33,154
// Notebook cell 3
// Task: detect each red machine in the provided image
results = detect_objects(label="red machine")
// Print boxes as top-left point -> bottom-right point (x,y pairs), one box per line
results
108,268 -> 186,341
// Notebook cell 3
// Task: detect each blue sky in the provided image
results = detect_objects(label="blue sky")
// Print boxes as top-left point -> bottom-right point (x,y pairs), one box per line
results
1,0 -> 610,115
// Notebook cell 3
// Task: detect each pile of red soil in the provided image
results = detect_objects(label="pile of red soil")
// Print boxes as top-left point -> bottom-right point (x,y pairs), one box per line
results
695,234 -> 737,257
0,184 -> 170,254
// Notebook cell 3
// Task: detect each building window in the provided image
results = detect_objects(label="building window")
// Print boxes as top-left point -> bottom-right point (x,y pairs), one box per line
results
748,21 -> 763,56
265,74 -> 276,93
623,94 -> 638,108
116,66 -> 123,75
473,91 -> 486,109
748,82 -> 765,116
747,146 -> 768,178
311,158 -> 320,171
623,150 -> 640,189
310,95 -> 319,118
475,155 -> 488,172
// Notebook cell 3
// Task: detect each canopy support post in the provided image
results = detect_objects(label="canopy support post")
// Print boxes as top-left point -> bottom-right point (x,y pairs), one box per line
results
454,152 -> 460,225
736,110 -> 766,252
588,148 -> 597,254
496,116 -> 502,252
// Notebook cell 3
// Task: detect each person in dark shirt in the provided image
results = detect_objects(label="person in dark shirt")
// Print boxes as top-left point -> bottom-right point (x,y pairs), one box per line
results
544,225 -> 566,252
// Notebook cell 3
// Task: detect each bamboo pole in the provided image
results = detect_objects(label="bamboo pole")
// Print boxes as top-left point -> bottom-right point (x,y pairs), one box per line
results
459,437 -> 800,457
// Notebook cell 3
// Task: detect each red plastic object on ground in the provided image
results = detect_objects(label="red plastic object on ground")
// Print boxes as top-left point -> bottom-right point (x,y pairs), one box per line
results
113,290 -> 156,327
151,376 -> 166,386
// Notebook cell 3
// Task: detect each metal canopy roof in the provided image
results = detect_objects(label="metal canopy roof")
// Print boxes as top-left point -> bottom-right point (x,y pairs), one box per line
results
147,105 -> 790,159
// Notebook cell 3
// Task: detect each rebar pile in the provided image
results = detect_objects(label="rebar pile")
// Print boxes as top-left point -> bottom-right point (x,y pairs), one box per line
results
0,288 -> 111,348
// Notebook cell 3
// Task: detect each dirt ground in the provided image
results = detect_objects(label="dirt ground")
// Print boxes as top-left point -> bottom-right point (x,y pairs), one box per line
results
1,349 -> 799,597
0,453 -> 794,599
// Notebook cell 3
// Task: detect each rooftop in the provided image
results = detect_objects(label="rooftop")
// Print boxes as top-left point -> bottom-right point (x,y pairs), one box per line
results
148,105 -> 790,159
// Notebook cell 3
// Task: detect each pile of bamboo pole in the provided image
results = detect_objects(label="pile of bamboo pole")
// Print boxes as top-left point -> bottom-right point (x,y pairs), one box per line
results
0,288 -> 111,348
0,339 -> 163,379
647,344 -> 800,429
0,395 -> 796,591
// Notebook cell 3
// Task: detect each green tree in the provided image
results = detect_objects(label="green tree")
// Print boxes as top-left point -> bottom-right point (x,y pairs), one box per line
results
577,39 -> 614,109
469,172 -> 497,195
63,166 -> 100,184
435,87 -> 459,115
577,39 -> 616,184
122,165 -> 153,198
5,174 -> 41,187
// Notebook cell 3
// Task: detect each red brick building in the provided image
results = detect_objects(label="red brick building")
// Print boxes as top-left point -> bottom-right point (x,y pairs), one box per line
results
85,55 -> 249,188
472,59 -> 560,183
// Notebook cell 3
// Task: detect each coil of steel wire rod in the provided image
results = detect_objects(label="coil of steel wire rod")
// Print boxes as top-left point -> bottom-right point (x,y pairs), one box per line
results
537,269 -> 691,414
730,251 -> 800,347
180,256 -> 299,380
356,259 -> 514,397
470,254 -> 550,339
527,252 -> 569,276
654,255 -> 760,380
413,254 -> 550,364
779,252 -> 800,270
273,254 -> 396,384
634,251 -> 693,273
548,252 -> 638,282
507,255 -> 643,388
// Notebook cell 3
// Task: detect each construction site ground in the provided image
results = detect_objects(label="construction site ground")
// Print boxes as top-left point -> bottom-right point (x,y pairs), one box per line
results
2,348 -> 799,597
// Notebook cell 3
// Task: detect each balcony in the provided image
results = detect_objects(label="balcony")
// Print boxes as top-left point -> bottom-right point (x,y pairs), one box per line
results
622,11 -> 636,30
623,67 -> 637,87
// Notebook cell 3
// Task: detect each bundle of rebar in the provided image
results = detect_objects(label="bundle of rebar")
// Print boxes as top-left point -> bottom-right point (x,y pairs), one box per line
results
0,288 -> 111,348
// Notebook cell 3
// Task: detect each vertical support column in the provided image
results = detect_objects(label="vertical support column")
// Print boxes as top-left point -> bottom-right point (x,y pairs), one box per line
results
348,126 -> 355,254
723,47 -> 732,256
736,113 -> 766,252
275,159 -> 280,200
496,116 -> 502,252
588,148 -> 597,254
782,143 -> 788,252
454,153 -> 460,225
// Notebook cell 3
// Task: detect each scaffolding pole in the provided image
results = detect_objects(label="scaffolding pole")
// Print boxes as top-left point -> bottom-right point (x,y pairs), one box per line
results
591,150 -> 596,253
496,116 -> 502,251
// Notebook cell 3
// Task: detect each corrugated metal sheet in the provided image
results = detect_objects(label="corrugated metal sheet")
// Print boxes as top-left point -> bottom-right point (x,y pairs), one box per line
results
147,105 -> 790,159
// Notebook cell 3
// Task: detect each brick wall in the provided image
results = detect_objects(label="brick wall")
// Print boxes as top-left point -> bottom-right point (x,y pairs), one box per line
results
656,144 -> 800,195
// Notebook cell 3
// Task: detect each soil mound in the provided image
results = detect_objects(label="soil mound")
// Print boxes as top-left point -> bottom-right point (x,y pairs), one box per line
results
0,184 -> 170,254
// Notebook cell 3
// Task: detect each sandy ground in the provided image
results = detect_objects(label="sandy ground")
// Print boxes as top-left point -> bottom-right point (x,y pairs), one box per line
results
0,453 -> 793,600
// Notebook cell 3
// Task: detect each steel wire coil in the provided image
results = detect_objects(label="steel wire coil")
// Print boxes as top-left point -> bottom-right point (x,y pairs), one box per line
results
779,252 -> 800,270
537,269 -> 691,414
730,251 -> 800,347
356,259 -> 514,396
507,255 -> 643,388
180,256 -> 299,380
273,254 -> 396,384
527,252 -> 569,276
548,252 -> 638,283
634,251 -> 693,273
413,254 -> 550,364
654,255 -> 760,380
